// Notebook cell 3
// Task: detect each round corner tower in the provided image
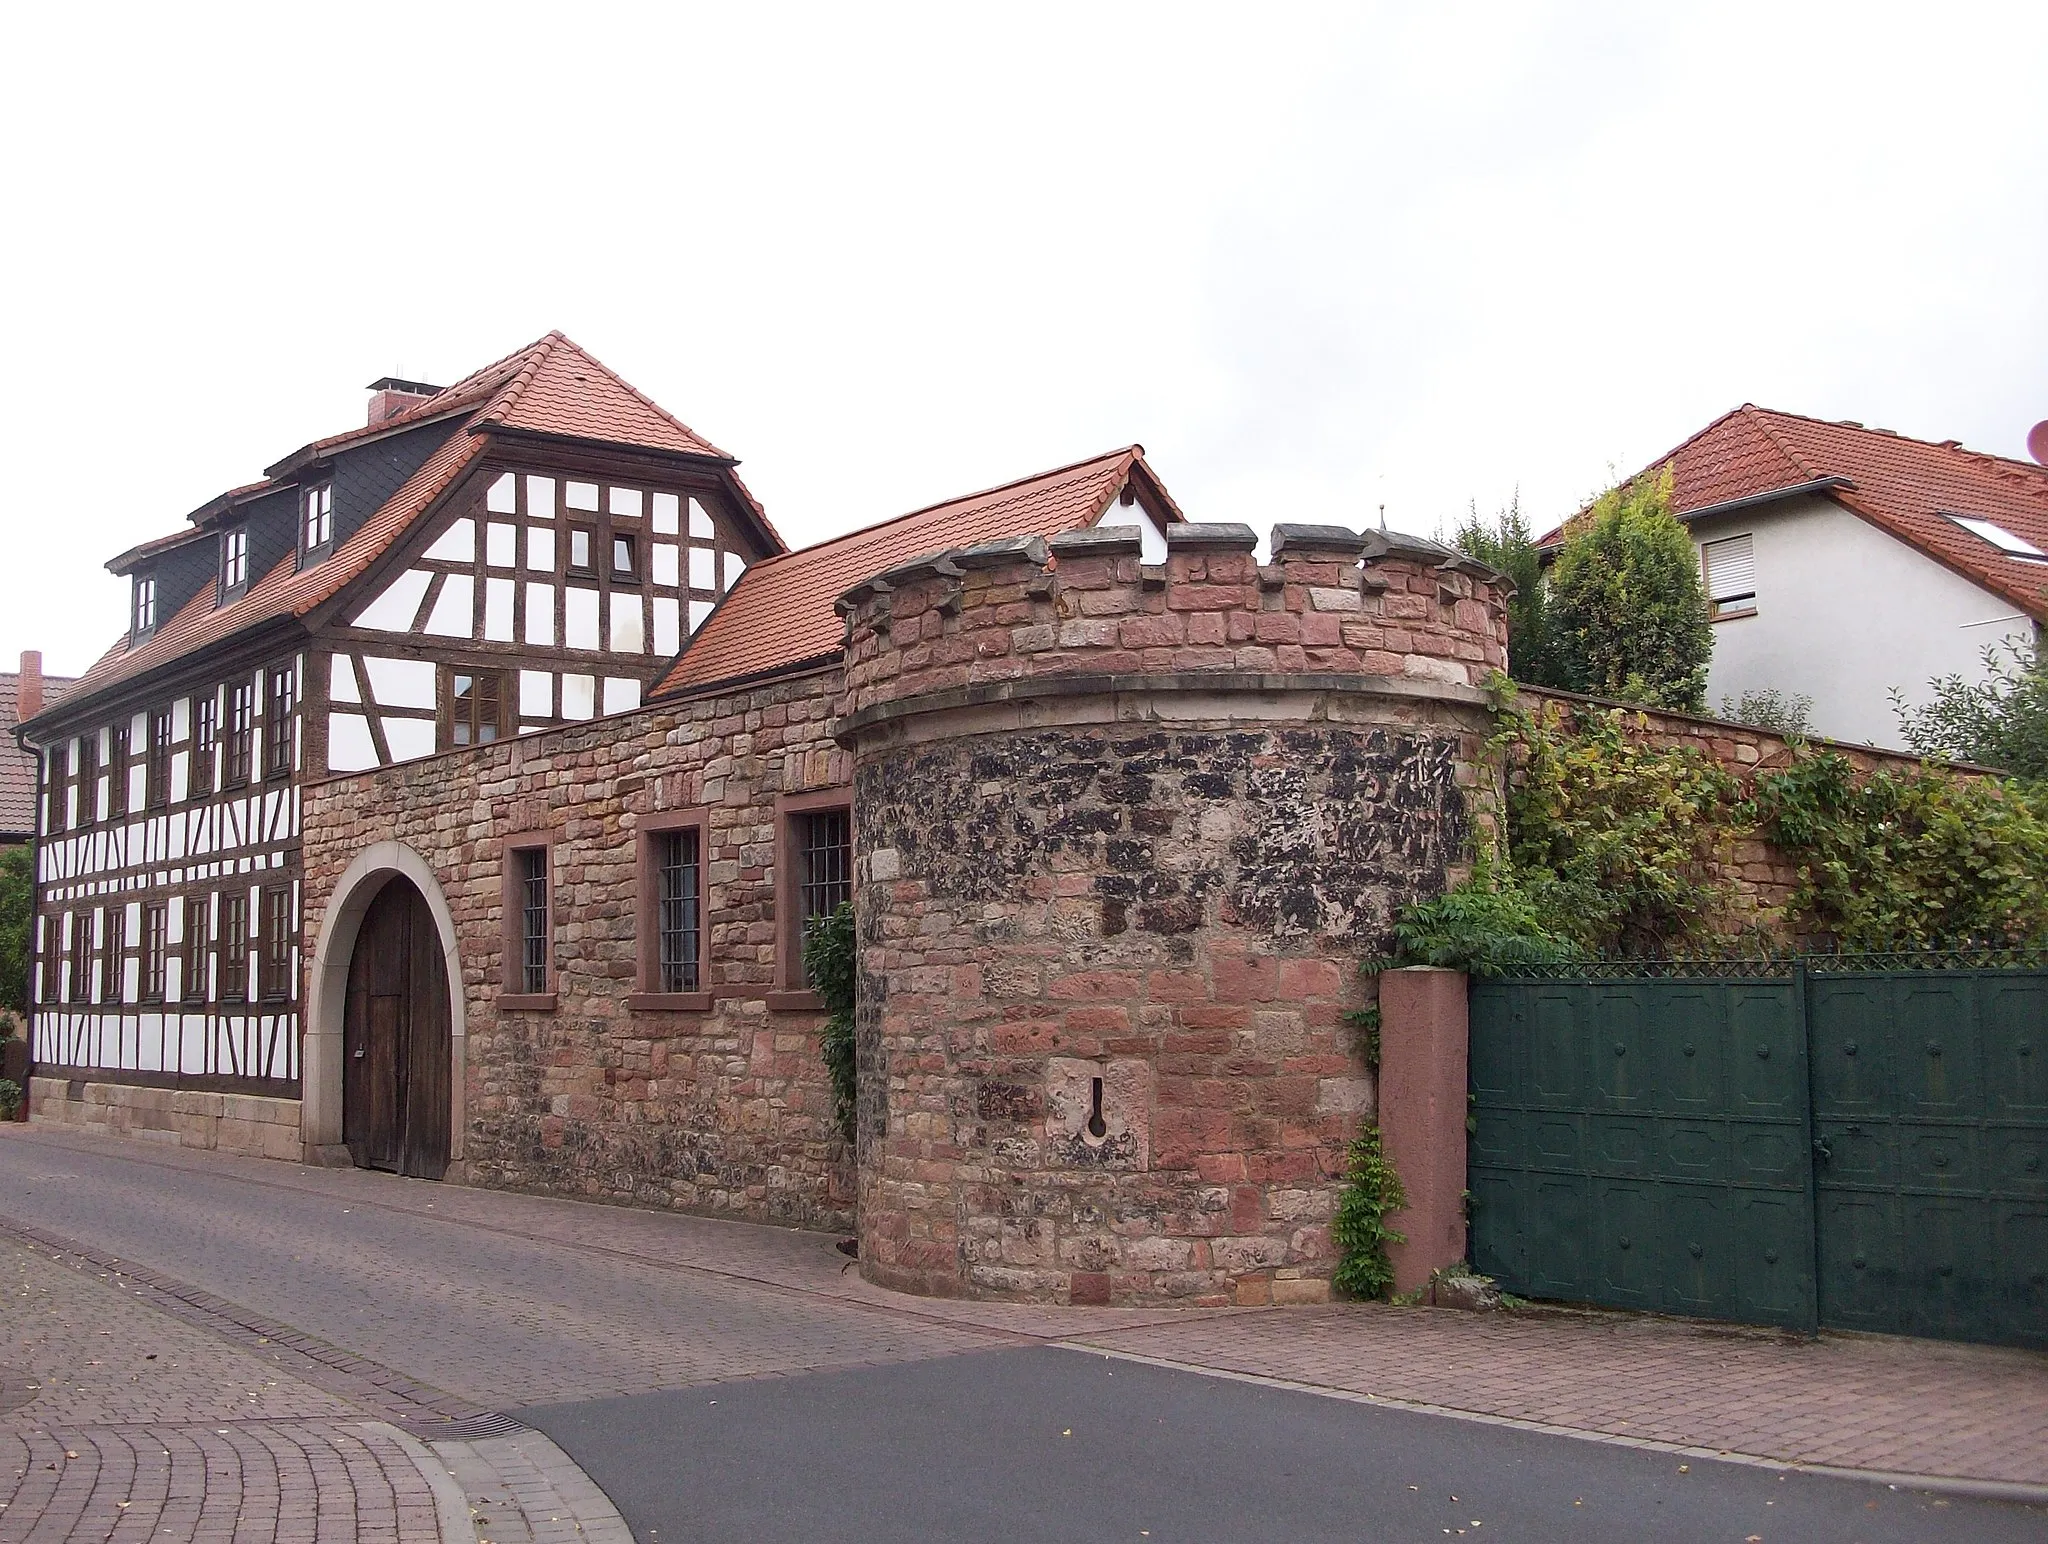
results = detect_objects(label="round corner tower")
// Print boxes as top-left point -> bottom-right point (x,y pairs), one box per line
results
832,520 -> 1508,1306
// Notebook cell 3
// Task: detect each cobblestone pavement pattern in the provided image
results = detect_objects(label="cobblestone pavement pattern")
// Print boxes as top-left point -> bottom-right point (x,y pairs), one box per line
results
0,1125 -> 2042,1533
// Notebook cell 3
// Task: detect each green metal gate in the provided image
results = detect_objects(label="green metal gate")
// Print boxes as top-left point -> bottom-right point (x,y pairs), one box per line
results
1469,957 -> 2048,1348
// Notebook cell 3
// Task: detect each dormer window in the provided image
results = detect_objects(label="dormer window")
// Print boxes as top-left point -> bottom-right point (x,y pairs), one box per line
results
303,483 -> 333,553
221,527 -> 249,596
132,575 -> 156,636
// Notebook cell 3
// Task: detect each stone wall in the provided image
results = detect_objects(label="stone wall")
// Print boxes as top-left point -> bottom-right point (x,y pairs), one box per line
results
1517,686 -> 1970,935
29,1075 -> 301,1159
838,524 -> 1509,1304
301,669 -> 855,1231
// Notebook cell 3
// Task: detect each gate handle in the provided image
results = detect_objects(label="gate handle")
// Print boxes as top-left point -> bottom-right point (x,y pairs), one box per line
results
1812,1137 -> 1832,1162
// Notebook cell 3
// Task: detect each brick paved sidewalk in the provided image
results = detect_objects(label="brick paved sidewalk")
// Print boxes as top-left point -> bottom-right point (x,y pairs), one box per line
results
0,1239 -> 626,1543
1064,1301 -> 2048,1489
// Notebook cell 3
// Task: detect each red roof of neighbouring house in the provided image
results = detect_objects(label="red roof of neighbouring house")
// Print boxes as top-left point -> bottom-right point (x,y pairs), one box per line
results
652,447 -> 1179,697
1540,406 -> 2048,621
0,669 -> 73,837
29,333 -> 777,732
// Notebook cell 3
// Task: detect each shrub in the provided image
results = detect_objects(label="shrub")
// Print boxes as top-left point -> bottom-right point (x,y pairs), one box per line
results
1894,638 -> 2048,782
1547,468 -> 1714,712
1721,688 -> 1813,738
801,902 -> 858,1143
1452,494 -> 1561,689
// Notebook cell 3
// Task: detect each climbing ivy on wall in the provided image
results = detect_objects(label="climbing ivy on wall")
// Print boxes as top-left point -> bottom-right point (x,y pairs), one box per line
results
802,902 -> 859,1144
1747,751 -> 2048,950
1460,689 -> 2048,954
1330,1126 -> 1408,1300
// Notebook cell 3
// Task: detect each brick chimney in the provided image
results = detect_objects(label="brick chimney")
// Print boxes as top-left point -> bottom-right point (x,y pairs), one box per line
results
365,376 -> 443,426
16,651 -> 43,721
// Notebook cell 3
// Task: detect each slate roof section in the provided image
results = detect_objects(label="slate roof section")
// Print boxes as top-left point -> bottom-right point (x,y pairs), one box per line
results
0,669 -> 73,837
26,333 -> 776,735
1542,406 -> 2048,621
652,446 -> 1175,698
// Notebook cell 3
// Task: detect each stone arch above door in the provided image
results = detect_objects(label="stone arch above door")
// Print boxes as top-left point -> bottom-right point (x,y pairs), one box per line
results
304,841 -> 467,1168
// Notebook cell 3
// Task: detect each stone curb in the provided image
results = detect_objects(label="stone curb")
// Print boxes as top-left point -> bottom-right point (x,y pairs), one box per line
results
371,1421 -> 482,1544
1052,1343 -> 2048,1506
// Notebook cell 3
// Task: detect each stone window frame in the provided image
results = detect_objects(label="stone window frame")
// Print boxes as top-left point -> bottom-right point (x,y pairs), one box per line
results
769,787 -> 853,1011
627,807 -> 713,1012
499,829 -> 558,1011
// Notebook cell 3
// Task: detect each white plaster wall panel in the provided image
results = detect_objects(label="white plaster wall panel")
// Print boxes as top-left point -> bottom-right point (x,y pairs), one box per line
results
361,657 -> 436,710
485,577 -> 516,641
525,582 -> 557,645
329,713 -> 375,772
425,518 -> 476,563
486,522 -> 517,568
520,671 -> 552,718
527,527 -> 555,572
1094,497 -> 1168,563
652,492 -> 680,534
1691,495 -> 2027,748
602,678 -> 640,714
654,597 -> 680,656
487,472 -> 517,513
691,598 -> 714,631
690,547 -> 715,590
425,573 -> 474,637
609,592 -> 645,652
653,543 -> 679,586
566,588 -> 600,650
689,500 -> 714,539
353,568 -> 433,630
384,718 -> 435,762
566,480 -> 600,511
562,674 -> 596,719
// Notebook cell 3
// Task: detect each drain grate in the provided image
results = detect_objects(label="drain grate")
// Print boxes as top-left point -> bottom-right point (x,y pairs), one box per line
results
404,1412 -> 530,1441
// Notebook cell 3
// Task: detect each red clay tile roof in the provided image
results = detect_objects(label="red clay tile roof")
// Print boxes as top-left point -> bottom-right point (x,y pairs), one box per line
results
652,447 -> 1173,698
31,332 -> 771,733
1541,406 -> 2048,621
0,671 -> 73,836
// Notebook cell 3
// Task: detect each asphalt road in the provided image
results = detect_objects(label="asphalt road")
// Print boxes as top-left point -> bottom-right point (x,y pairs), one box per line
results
522,1346 -> 2043,1544
0,1131 -> 2038,1544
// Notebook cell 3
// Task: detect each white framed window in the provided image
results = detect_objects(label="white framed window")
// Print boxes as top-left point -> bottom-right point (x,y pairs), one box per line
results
303,483 -> 333,551
221,527 -> 249,593
1702,533 -> 1756,617
132,575 -> 156,635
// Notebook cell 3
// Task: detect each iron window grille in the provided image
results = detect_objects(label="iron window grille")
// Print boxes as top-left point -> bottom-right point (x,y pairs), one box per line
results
140,902 -> 167,1004
266,667 -> 295,778
191,694 -> 217,796
101,904 -> 125,1004
218,892 -> 248,1002
148,710 -> 173,809
794,808 -> 852,987
182,896 -> 209,1003
260,886 -> 292,1000
656,828 -> 702,993
518,848 -> 550,994
224,683 -> 254,787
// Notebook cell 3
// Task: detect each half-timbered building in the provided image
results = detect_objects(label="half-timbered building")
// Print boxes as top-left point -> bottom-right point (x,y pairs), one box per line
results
18,333 -> 779,1136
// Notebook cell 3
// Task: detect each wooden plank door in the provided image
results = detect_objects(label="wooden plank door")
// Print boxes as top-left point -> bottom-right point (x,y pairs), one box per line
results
342,878 -> 451,1180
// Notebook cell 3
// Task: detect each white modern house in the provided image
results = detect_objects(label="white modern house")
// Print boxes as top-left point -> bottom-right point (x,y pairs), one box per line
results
1553,406 -> 2048,749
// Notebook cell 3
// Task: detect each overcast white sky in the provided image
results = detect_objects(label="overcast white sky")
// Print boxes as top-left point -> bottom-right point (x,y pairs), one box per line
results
2,2 -> 2043,676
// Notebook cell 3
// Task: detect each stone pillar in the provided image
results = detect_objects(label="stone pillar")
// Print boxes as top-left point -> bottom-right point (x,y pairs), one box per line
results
1378,966 -> 1470,1293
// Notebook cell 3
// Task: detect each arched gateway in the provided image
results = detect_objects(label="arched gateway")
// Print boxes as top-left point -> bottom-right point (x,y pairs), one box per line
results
342,876 -> 452,1178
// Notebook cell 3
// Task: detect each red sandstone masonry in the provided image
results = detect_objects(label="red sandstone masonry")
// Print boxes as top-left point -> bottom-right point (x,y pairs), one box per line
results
837,524 -> 1512,1305
301,670 -> 855,1230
